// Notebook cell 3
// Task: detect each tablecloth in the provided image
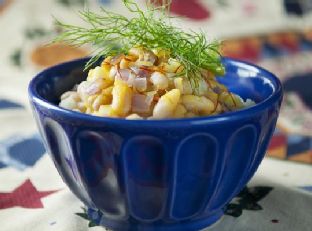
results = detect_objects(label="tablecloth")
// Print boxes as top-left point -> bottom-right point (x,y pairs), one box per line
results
0,1 -> 312,231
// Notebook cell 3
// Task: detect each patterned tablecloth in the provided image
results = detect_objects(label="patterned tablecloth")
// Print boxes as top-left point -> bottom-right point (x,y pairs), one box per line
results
0,1 -> 312,231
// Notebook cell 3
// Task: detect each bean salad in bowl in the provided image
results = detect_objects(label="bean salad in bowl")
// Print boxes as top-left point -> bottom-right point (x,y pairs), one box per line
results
53,0 -> 256,120
59,46 -> 255,119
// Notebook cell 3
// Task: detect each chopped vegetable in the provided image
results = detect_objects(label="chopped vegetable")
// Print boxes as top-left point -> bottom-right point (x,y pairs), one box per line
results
56,1 -> 255,119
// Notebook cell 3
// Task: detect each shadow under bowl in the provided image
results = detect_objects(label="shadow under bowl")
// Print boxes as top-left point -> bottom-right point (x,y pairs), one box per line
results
28,57 -> 283,231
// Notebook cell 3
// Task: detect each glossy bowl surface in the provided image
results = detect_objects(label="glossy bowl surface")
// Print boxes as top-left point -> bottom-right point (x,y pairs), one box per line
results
28,57 -> 282,231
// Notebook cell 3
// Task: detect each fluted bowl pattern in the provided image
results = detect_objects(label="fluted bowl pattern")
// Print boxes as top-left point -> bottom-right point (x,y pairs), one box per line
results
28,58 -> 283,231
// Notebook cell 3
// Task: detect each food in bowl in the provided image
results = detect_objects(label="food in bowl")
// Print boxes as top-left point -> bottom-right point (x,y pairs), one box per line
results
29,56 -> 283,231
54,0 -> 255,119
59,46 -> 255,119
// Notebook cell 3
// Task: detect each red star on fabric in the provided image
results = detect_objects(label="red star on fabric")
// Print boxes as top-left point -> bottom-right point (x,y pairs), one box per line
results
0,179 -> 58,209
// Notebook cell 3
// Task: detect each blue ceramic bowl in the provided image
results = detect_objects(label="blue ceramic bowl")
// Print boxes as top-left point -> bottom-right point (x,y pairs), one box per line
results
28,57 -> 282,231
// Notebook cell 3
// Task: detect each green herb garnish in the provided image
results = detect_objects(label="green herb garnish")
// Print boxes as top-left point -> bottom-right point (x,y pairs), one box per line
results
53,0 -> 225,89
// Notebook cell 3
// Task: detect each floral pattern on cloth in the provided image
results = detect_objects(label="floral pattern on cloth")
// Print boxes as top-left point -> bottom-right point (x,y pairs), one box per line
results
0,0 -> 13,14
223,30 -> 312,164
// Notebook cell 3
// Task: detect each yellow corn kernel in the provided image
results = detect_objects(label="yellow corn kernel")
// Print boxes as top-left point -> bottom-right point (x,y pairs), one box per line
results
120,58 -> 131,69
102,86 -> 113,96
205,91 -> 218,103
77,102 -> 86,113
182,95 -> 215,115
109,66 -> 117,81
152,48 -> 170,63
210,102 -> 222,115
92,94 -> 112,111
215,82 -> 228,92
87,66 -> 113,84
59,97 -> 78,110
90,79 -> 111,95
219,92 -> 244,109
173,104 -> 187,118
102,64 -> 112,81
126,113 -> 143,120
163,59 -> 184,73
129,46 -> 144,57
152,89 -> 181,119
204,78 -> 216,89
150,72 -> 169,90
102,56 -> 112,65
85,107 -> 93,114
174,77 -> 183,92
60,91 -> 80,102
174,77 -> 192,95
204,93 -> 222,114
87,66 -> 103,81
94,105 -> 119,117
125,55 -> 137,61
86,95 -> 98,108
135,60 -> 154,67
185,112 -> 197,118
111,80 -> 132,116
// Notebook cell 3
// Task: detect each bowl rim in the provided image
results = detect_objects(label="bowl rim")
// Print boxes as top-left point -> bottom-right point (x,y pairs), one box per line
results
28,57 -> 283,126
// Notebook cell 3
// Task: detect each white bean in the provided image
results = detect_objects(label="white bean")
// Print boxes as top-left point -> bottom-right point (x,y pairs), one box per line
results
150,72 -> 169,90
152,89 -> 180,118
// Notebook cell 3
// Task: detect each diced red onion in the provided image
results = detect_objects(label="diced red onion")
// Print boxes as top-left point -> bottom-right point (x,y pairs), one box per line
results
132,93 -> 153,113
127,72 -> 136,86
130,66 -> 140,74
116,69 -> 131,82
133,77 -> 147,91
130,66 -> 150,78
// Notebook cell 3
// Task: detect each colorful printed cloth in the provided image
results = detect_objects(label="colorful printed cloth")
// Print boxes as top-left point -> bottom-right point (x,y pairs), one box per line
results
223,30 -> 312,164
0,1 -> 312,231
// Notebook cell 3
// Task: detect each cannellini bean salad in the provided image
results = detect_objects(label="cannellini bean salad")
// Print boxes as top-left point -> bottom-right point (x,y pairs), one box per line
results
59,46 -> 254,119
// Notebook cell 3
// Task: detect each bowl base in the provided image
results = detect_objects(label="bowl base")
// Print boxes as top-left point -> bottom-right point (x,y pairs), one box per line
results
87,208 -> 223,231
